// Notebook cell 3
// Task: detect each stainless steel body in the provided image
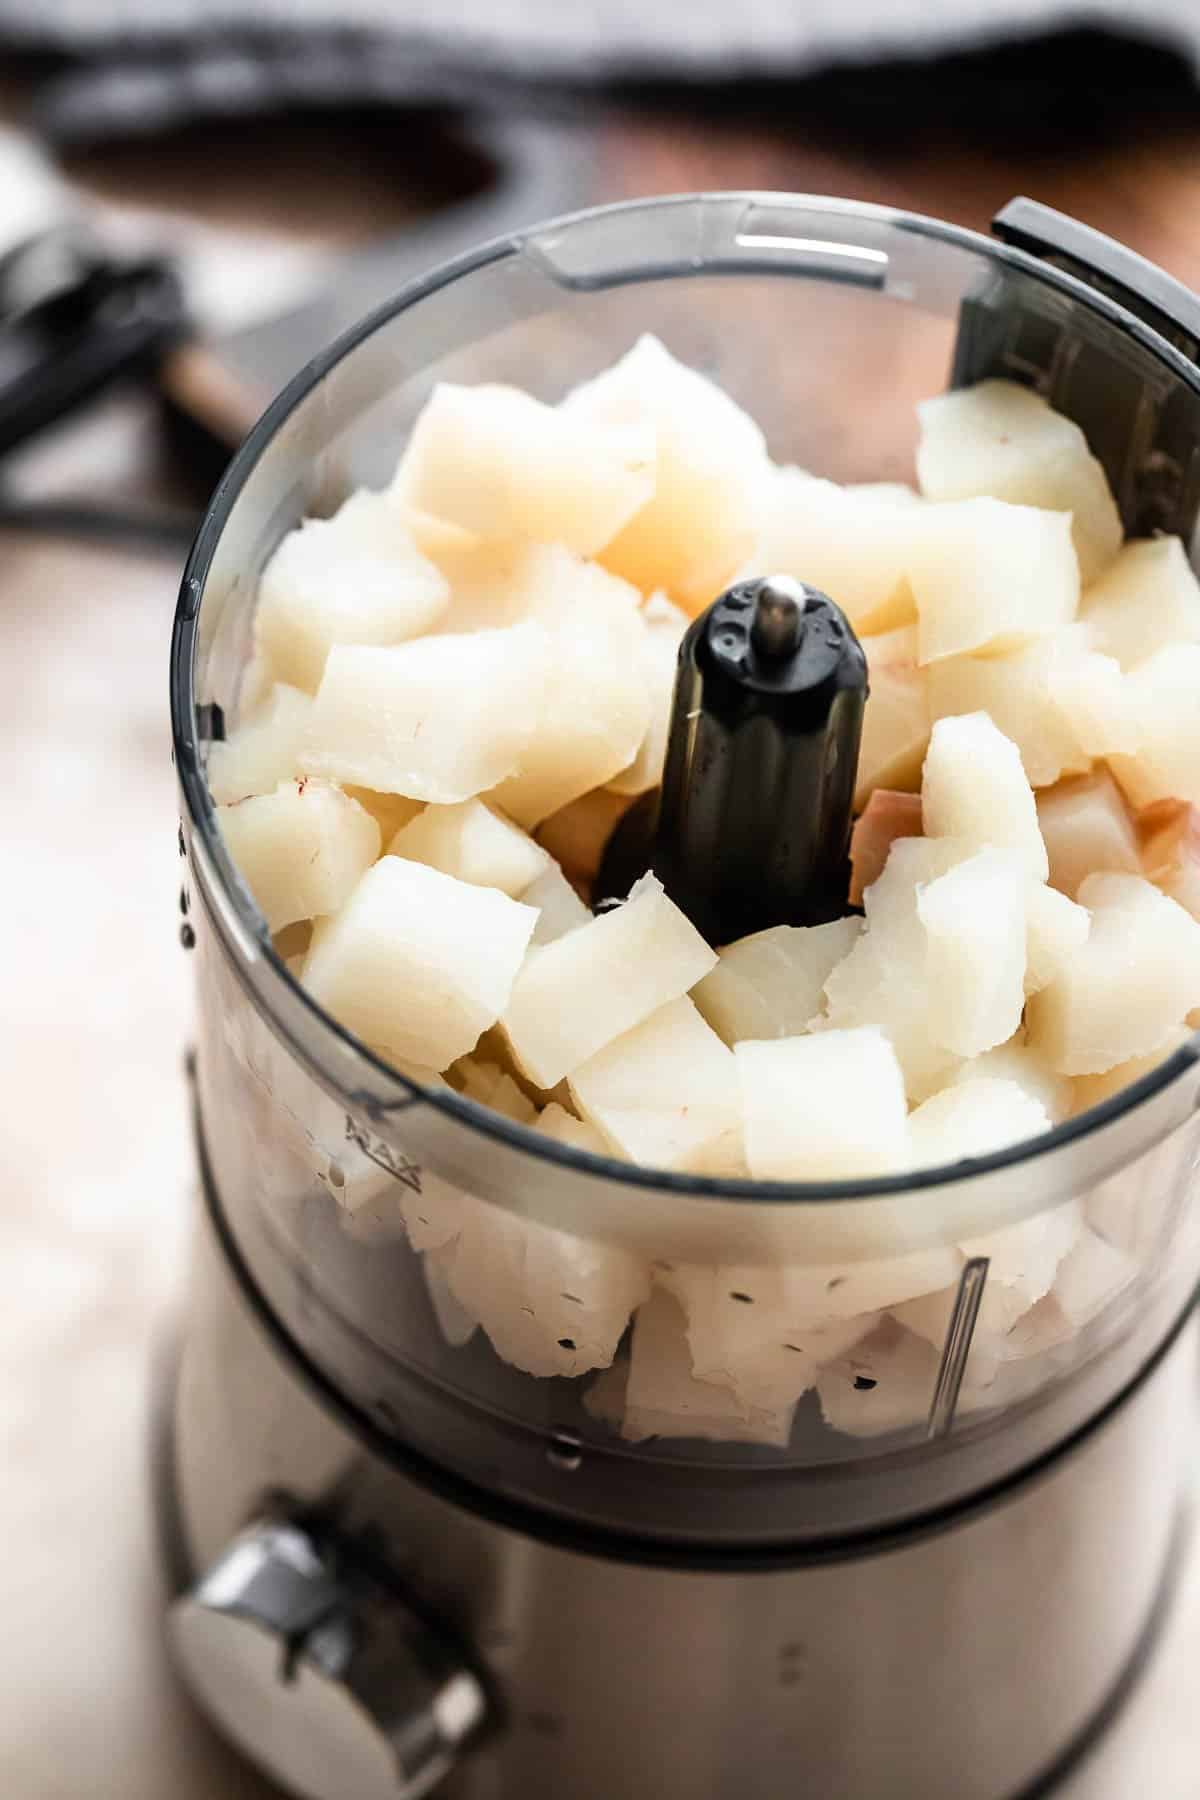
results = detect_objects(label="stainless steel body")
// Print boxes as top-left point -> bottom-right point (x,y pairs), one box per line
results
169,1177 -> 1196,1800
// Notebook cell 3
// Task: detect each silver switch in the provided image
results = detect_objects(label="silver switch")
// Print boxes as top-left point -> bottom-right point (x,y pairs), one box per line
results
170,1519 -> 488,1799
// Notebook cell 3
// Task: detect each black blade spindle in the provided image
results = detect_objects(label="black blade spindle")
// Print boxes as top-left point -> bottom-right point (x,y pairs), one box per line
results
599,574 -> 867,944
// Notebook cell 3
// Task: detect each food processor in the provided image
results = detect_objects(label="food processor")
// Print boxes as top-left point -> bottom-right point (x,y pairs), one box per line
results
164,192 -> 1200,1799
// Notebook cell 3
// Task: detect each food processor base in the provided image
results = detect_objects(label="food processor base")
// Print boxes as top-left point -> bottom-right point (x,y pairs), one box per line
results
161,1174 -> 1198,1800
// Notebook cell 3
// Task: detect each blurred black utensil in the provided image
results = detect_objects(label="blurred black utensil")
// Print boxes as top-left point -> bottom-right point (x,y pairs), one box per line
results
0,222 -> 189,459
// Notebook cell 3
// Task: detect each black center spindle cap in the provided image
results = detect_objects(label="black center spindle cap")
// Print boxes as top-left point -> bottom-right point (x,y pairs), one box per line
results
598,573 -> 868,944
750,574 -> 807,660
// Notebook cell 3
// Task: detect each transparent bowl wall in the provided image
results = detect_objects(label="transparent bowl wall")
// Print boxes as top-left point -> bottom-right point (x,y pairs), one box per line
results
173,195 -> 1200,1551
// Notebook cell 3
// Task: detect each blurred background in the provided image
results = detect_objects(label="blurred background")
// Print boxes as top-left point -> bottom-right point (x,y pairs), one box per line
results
4,3 -> 1200,1795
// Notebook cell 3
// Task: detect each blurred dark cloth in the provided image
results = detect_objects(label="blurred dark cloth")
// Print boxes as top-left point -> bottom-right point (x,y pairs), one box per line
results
2,0 -> 1199,143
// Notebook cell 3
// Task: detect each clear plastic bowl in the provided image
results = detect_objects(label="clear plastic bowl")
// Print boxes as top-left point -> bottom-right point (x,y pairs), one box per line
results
171,194 -> 1200,1553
